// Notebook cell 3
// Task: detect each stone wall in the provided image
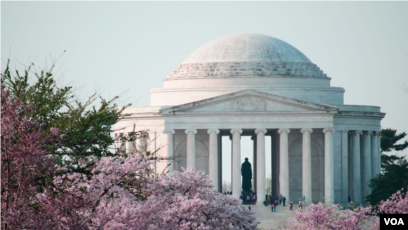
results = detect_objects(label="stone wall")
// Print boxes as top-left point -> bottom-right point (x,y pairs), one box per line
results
288,130 -> 325,203
173,129 -> 210,175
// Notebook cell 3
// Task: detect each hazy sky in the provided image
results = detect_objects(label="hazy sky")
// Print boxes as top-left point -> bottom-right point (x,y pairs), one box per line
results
2,1 -> 408,184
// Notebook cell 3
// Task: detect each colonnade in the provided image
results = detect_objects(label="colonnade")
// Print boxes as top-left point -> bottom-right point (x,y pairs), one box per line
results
116,132 -> 149,154
277,128 -> 335,204
114,127 -> 380,205
164,127 -> 336,205
117,128 -> 381,205
347,130 -> 381,204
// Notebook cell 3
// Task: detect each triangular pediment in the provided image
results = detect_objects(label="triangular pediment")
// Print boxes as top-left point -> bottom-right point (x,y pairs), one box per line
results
160,90 -> 338,115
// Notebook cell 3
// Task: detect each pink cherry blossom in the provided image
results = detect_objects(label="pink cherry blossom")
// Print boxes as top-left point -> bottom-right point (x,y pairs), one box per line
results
1,89 -> 60,229
47,157 -> 258,229
377,188 -> 408,214
139,168 -> 258,230
282,202 -> 378,230
2,87 -> 258,229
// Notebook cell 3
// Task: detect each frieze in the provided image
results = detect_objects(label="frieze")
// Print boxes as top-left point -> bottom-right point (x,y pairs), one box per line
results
167,62 -> 328,79
231,97 -> 266,111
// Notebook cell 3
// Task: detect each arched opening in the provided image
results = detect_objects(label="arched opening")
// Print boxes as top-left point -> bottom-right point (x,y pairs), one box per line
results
289,137 -> 324,203
174,139 -> 209,174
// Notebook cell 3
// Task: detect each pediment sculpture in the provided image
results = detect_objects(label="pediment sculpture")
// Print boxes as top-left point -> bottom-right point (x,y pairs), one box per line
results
231,97 -> 266,111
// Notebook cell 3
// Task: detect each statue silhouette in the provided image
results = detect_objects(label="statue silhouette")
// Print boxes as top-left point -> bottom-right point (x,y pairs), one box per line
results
241,158 -> 252,192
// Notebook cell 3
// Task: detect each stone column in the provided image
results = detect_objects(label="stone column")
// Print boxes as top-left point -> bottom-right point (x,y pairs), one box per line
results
278,128 -> 290,202
115,133 -> 120,152
362,131 -> 372,198
352,130 -> 362,204
208,129 -> 220,189
323,128 -> 335,204
120,133 -> 126,152
378,133 -> 381,173
231,128 -> 243,199
149,131 -> 156,154
136,134 -> 142,153
126,140 -> 134,154
301,128 -> 313,203
251,135 -> 257,192
255,128 -> 267,204
185,129 -> 197,169
126,132 -> 135,154
348,133 -> 353,200
229,135 -> 233,187
140,132 -> 148,155
164,129 -> 175,173
341,130 -> 349,204
371,132 -> 380,179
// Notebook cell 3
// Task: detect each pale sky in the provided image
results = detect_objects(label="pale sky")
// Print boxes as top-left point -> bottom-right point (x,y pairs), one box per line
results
2,1 -> 408,184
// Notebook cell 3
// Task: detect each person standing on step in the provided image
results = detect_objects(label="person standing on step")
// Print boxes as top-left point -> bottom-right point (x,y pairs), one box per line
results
274,199 -> 278,212
283,196 -> 286,206
270,203 -> 274,212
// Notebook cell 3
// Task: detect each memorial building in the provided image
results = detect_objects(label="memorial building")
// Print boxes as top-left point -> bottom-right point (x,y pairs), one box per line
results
115,34 -> 385,205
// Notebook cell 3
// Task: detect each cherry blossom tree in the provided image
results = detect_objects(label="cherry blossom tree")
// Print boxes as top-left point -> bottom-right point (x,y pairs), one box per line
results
37,153 -> 154,229
377,188 -> 408,214
282,203 -> 378,230
46,156 -> 258,229
4,82 -> 406,230
2,85 -> 257,229
1,88 -> 60,229
140,168 -> 258,230
280,187 -> 408,230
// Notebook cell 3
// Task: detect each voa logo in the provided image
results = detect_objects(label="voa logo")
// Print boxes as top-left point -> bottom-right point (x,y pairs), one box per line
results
384,218 -> 405,226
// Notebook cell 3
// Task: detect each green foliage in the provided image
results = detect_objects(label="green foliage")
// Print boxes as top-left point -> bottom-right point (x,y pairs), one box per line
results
366,128 -> 408,205
367,158 -> 408,206
380,128 -> 408,168
1,60 -> 72,131
381,128 -> 408,153
1,59 -> 130,175
54,96 -> 127,168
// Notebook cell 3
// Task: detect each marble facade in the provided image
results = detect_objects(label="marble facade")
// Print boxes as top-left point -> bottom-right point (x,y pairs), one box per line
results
115,34 -> 385,205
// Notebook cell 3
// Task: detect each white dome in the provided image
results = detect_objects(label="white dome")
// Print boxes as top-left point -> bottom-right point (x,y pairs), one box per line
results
152,34 -> 343,107
168,34 -> 326,80
182,33 -> 311,64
